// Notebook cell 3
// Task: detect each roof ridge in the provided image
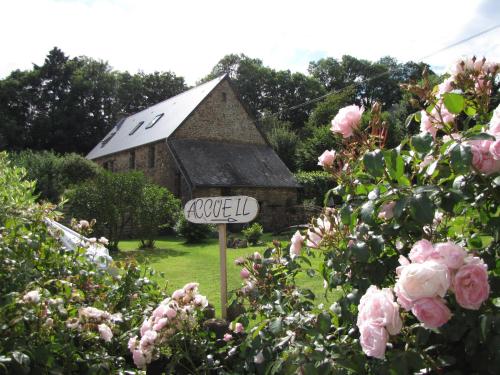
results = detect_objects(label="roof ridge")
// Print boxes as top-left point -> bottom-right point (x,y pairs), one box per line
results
125,74 -> 227,120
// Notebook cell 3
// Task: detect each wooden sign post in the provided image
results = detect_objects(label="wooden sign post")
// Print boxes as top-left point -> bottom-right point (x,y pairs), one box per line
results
184,196 -> 259,319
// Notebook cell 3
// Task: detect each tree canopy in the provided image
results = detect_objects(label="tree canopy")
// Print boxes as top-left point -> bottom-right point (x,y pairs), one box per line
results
0,47 -> 432,172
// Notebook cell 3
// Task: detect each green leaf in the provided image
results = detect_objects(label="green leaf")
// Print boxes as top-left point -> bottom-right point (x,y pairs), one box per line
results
360,201 -> 375,225
384,149 -> 404,180
443,92 -> 465,114
363,150 -> 384,178
352,241 -> 370,263
411,133 -> 433,154
316,311 -> 331,334
450,143 -> 472,174
394,197 -> 408,218
269,318 -> 282,335
410,194 -> 434,225
467,132 -> 496,141
493,176 -> 500,187
479,314 -> 492,342
464,102 -> 477,117
405,113 -> 415,128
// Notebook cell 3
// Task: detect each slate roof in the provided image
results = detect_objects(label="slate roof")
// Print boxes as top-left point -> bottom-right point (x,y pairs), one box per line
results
86,75 -> 227,160
168,139 -> 301,189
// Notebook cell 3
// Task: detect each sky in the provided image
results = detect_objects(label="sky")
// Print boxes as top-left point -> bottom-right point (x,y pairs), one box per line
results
1,0 -> 499,85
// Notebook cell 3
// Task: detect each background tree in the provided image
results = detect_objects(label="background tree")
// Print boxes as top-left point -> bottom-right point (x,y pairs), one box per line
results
135,184 -> 181,249
0,47 -> 186,154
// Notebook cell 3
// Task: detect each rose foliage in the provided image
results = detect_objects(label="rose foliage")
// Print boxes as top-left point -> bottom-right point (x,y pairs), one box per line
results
225,57 -> 499,374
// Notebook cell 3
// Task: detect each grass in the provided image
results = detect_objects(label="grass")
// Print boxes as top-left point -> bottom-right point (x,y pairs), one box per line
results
116,233 -> 331,316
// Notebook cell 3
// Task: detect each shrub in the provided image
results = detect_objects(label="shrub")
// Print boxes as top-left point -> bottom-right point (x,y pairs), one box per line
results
9,150 -> 100,202
0,151 -> 185,373
136,184 -> 181,249
66,170 -> 147,251
294,170 -> 336,206
175,216 -> 215,243
242,222 -> 263,245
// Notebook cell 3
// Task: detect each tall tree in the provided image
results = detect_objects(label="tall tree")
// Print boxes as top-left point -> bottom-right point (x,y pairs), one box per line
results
0,47 -> 187,154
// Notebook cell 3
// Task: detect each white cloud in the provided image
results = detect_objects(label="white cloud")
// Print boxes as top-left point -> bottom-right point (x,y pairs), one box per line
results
0,0 -> 498,84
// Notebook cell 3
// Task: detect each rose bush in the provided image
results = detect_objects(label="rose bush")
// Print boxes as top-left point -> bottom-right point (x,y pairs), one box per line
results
227,56 -> 499,374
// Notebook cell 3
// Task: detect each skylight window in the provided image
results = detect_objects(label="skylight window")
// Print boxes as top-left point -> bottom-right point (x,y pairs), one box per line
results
101,132 -> 116,147
145,113 -> 164,129
129,121 -> 144,135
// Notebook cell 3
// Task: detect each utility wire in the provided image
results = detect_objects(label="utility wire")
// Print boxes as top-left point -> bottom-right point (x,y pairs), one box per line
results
264,23 -> 500,118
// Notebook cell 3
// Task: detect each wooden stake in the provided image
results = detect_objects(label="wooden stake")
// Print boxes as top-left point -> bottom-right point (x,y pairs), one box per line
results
218,223 -> 228,320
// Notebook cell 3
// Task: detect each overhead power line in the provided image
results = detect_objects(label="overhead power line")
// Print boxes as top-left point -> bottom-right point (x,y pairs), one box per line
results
267,23 -> 500,118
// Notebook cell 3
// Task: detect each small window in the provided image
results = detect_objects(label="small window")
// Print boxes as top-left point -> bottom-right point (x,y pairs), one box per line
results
148,145 -> 155,168
145,113 -> 164,129
129,121 -> 144,135
104,160 -> 115,172
115,117 -> 126,130
129,151 -> 135,169
101,132 -> 116,147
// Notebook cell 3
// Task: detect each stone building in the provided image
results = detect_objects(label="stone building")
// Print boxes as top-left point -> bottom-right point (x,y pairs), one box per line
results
86,75 -> 300,230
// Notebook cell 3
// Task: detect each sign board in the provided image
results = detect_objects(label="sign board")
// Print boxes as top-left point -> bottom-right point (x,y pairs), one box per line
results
184,196 -> 259,224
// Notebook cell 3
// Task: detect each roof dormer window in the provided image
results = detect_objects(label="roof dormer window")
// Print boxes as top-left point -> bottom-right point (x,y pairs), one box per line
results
145,113 -> 164,129
101,132 -> 116,147
129,121 -> 144,135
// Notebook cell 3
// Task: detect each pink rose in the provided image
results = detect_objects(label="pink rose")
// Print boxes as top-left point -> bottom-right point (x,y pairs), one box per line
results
253,252 -> 262,260
394,282 -> 413,311
358,323 -> 388,359
223,333 -> 233,342
153,318 -> 168,331
306,228 -> 322,248
231,322 -> 244,333
152,304 -> 168,319
453,259 -> 489,310
183,282 -> 199,292
290,230 -> 304,258
378,201 -> 396,220
396,261 -> 450,302
140,319 -> 152,336
318,149 -> 337,168
331,105 -> 364,138
420,111 -> 439,138
98,323 -> 113,342
132,349 -> 148,369
408,239 -> 435,263
437,77 -> 454,97
488,104 -> 500,137
357,286 -> 402,335
22,290 -> 41,304
166,305 -> 177,319
433,242 -> 466,269
490,140 -> 500,160
128,336 -> 137,351
171,289 -> 185,301
411,297 -> 452,328
240,268 -> 250,279
468,140 -> 500,175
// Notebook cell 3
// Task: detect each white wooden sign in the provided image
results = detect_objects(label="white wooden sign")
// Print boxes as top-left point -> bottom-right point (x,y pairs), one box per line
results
184,196 -> 259,224
183,196 -> 259,320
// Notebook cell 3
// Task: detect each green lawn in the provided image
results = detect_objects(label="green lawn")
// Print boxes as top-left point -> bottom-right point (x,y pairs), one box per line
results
116,234 -> 331,316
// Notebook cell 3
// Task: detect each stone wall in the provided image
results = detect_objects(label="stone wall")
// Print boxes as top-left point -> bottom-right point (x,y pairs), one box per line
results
93,140 -> 181,196
172,80 -> 267,145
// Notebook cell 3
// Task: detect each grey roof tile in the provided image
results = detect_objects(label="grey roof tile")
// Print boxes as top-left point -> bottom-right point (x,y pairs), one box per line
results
86,75 -> 226,159
168,139 -> 300,189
